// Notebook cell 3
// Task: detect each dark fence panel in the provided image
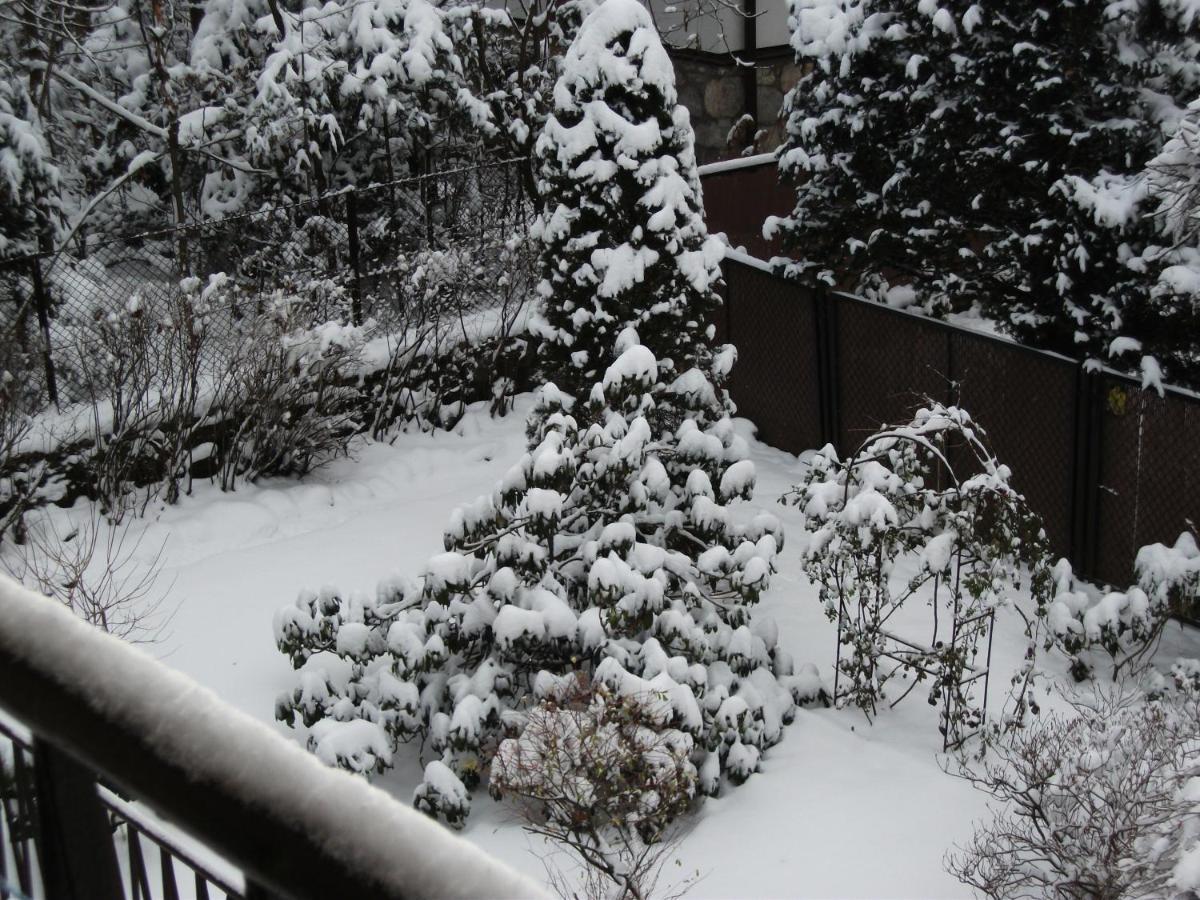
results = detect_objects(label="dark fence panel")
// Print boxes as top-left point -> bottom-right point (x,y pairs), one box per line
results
717,254 -> 1200,588
950,333 -> 1079,558
1094,376 -> 1200,585
724,261 -> 822,454
833,296 -> 950,452
700,160 -> 792,260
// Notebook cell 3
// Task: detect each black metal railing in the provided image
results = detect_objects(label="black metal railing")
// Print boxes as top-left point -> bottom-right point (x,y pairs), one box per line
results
0,574 -> 541,900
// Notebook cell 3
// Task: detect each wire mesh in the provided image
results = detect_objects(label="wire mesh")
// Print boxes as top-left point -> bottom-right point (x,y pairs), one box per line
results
0,159 -> 535,407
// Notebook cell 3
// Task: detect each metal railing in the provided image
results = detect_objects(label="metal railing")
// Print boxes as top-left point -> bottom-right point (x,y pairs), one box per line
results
0,573 -> 544,900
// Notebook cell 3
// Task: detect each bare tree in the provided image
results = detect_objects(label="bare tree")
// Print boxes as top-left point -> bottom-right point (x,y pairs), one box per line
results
3,508 -> 173,643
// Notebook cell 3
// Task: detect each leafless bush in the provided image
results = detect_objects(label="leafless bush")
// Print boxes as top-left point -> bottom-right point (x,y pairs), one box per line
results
945,684 -> 1200,900
71,275 -> 227,518
217,294 -> 365,491
490,677 -> 702,900
3,509 -> 173,643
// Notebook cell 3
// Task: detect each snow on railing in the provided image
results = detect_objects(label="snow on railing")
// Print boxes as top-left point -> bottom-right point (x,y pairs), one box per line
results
0,573 -> 546,900
697,151 -> 778,178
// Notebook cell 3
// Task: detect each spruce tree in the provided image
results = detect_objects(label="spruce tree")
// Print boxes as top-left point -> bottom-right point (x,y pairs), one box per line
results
530,0 -> 726,400
776,1 -> 1200,383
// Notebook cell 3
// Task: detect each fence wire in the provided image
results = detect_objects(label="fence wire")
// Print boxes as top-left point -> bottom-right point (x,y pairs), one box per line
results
1,158 -> 535,407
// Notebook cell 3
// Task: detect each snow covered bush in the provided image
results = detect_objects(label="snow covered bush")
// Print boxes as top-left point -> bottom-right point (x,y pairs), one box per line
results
787,403 -> 1053,743
275,339 -> 816,827
946,686 -> 1200,900
490,674 -> 699,900
1045,530 -> 1200,681
530,0 -> 727,399
216,299 -> 367,491
773,0 -> 1200,385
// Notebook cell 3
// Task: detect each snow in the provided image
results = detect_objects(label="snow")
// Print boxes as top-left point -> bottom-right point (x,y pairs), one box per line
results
0,571 -> 545,898
0,394 -> 1098,897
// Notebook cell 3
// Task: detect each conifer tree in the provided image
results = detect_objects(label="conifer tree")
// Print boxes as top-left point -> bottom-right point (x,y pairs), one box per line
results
530,0 -> 726,400
776,1 -> 1200,383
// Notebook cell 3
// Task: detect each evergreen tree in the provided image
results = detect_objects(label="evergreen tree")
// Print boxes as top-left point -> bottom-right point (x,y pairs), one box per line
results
776,1 -> 1200,383
530,0 -> 726,400
0,61 -> 60,259
275,340 -> 815,826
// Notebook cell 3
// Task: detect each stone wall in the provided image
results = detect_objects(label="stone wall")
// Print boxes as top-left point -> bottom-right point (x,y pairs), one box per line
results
670,50 -> 804,164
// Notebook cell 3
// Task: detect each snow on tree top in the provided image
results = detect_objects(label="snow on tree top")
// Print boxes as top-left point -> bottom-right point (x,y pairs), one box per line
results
557,0 -> 678,109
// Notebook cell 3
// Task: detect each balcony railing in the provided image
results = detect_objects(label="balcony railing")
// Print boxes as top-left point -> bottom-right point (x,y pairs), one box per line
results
0,573 -> 545,900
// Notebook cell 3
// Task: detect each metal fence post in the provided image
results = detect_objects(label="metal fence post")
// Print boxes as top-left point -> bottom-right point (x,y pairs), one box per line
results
814,284 -> 841,452
345,191 -> 364,326
27,255 -> 60,408
32,739 -> 123,900
1069,365 -> 1104,576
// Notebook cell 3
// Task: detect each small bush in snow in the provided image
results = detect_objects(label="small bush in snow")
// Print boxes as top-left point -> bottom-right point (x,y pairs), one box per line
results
787,403 -> 1053,743
275,340 -> 817,827
946,686 -> 1200,900
1045,530 -> 1200,682
491,674 -> 698,899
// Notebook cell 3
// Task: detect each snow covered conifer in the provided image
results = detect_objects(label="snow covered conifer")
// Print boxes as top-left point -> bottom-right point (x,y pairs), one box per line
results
0,62 -> 60,258
530,0 -> 726,399
275,341 -> 817,827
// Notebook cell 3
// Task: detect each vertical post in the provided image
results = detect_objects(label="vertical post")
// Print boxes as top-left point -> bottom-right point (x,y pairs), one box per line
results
741,0 -> 758,126
814,284 -> 840,451
28,255 -> 60,408
32,739 -> 124,900
345,191 -> 364,326
1069,365 -> 1103,577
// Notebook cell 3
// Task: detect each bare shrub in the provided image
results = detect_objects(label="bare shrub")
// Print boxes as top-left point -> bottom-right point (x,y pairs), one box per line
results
945,684 -> 1200,900
3,509 -> 173,643
71,274 -> 228,517
490,677 -> 702,900
217,295 -> 365,491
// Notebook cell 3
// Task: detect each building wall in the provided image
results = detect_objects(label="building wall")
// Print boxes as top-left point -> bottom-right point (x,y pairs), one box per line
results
672,50 -> 803,163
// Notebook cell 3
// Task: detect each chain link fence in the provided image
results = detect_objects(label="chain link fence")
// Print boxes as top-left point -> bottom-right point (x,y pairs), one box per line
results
1,158 -> 535,408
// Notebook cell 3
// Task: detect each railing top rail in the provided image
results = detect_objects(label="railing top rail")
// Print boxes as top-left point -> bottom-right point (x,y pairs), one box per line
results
721,248 -> 1200,405
697,151 -> 778,178
0,573 -> 547,900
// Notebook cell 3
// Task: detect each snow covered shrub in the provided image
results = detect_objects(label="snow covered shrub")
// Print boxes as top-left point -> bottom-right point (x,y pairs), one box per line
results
275,340 -> 814,826
0,60 -> 60,259
1045,530 -> 1200,681
490,674 -> 699,900
946,686 -> 1200,900
69,276 -> 229,517
787,403 -> 1054,743
217,300 -> 367,490
774,0 -> 1200,385
530,0 -> 727,399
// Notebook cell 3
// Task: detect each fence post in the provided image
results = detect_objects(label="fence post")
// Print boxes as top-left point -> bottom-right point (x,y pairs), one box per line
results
345,191 -> 364,326
814,284 -> 841,452
32,739 -> 124,900
1069,365 -> 1104,577
28,255 -> 60,408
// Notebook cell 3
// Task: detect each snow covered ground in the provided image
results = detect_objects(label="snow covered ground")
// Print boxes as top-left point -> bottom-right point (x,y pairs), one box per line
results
8,395 -> 1196,898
